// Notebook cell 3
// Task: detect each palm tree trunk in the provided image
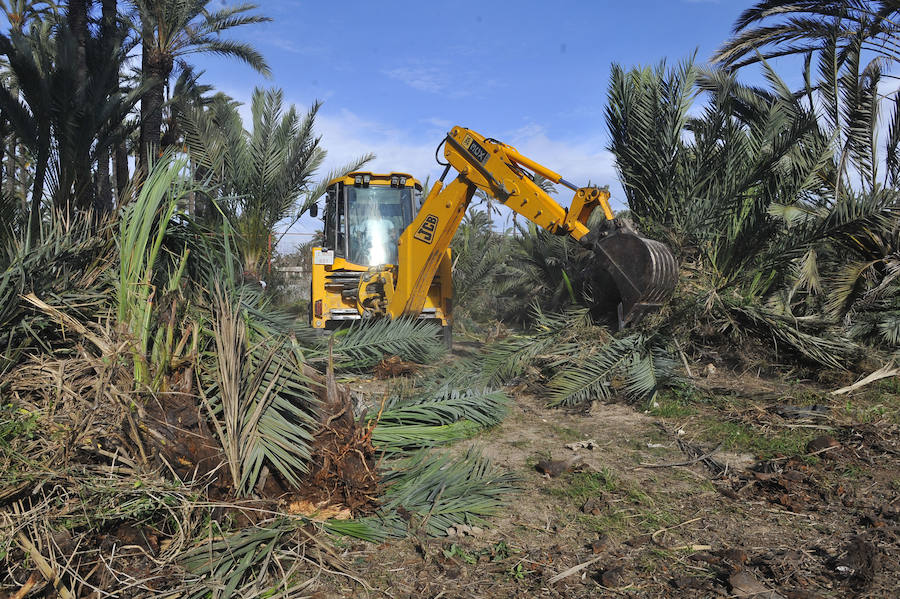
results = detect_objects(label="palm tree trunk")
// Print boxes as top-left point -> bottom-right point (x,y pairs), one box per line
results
101,0 -> 116,33
5,132 -> 15,202
139,81 -> 164,178
97,147 -> 113,212
28,139 -> 49,244
95,0 -> 117,213
139,68 -> 165,178
114,141 -> 129,202
67,0 -> 88,83
68,0 -> 92,211
138,14 -> 166,180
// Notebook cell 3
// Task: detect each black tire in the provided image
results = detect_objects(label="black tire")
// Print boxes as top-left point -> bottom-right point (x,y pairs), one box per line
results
442,325 -> 453,351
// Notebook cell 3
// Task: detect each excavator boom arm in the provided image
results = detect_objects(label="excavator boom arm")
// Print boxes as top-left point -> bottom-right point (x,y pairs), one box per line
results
386,126 -> 676,325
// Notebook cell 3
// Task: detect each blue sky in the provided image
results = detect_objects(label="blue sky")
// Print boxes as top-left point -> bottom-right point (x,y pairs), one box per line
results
195,0 -> 756,248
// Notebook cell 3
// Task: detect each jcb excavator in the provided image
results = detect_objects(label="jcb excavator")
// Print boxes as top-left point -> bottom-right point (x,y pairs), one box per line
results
308,126 -> 677,342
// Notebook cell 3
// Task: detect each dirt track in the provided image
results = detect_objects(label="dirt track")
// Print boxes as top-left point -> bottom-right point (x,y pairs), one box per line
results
317,362 -> 900,598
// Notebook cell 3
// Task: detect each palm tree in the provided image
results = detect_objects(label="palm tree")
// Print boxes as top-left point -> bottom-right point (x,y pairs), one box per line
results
714,1 -> 900,69
604,53 -> 899,365
0,1 -> 55,31
183,87 -> 372,277
133,0 -> 270,176
0,1 -> 54,233
0,9 -> 141,238
713,2 -> 900,336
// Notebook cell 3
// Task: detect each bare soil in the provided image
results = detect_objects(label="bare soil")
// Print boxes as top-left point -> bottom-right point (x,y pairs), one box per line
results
310,356 -> 900,598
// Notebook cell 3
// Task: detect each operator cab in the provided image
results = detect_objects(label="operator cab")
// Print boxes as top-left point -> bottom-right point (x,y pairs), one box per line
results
322,172 -> 422,267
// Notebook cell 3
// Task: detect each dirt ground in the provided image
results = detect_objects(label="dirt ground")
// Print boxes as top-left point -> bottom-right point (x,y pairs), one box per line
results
310,353 -> 900,598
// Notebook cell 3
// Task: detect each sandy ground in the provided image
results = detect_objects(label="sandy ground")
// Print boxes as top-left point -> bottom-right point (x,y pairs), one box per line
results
313,360 -> 900,599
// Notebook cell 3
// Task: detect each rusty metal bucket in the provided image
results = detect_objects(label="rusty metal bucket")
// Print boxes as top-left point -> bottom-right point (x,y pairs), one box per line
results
584,229 -> 677,327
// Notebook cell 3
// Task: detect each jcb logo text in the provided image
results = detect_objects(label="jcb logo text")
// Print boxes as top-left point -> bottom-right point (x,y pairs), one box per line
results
414,214 -> 439,244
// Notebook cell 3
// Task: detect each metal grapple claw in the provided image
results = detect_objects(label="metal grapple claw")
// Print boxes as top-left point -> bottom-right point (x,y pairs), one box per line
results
584,227 -> 677,327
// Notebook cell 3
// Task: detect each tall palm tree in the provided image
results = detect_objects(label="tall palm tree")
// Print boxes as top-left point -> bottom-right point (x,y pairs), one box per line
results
713,2 -> 900,327
0,1 -> 54,234
96,0 -> 121,212
133,0 -> 270,176
0,10 -> 141,238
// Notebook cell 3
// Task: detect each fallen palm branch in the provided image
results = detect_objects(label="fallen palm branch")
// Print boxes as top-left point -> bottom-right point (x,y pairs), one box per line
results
180,521 -> 298,599
831,362 -> 900,395
369,387 -> 509,453
355,448 -> 519,540
480,308 -> 595,386
546,333 -> 677,407
311,317 -> 447,371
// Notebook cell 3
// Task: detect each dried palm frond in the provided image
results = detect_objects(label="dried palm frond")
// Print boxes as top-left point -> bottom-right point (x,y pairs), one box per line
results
845,272 -> 900,351
721,299 -> 857,369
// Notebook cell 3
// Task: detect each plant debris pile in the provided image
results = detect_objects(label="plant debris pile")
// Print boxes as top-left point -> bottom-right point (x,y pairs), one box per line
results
0,158 -> 516,597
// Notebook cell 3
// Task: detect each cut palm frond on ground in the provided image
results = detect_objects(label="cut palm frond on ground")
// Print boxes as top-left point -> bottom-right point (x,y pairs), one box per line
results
181,521 -> 298,599
369,387 -> 509,453
481,307 -> 597,385
359,448 -> 519,539
311,317 -> 446,371
547,334 -> 677,407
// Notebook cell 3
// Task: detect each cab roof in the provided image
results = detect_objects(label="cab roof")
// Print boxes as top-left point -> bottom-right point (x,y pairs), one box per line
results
327,171 -> 422,189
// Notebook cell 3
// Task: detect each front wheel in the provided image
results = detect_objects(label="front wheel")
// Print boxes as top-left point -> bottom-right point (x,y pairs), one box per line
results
441,325 -> 453,351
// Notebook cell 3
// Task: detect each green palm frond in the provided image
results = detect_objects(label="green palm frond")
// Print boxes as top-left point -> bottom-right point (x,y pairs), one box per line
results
715,1 -> 900,70
0,211 -> 113,373
323,518 -> 389,543
413,355 -> 492,392
481,307 -> 596,385
877,312 -> 900,347
845,273 -> 900,350
202,288 -> 318,497
546,333 -> 669,407
370,448 -> 519,538
317,317 -> 446,370
370,387 -> 508,452
181,520 -> 294,599
370,421 -> 484,454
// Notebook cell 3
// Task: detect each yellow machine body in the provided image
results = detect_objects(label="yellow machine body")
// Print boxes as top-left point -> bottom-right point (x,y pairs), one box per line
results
309,172 -> 452,330
309,126 -> 677,333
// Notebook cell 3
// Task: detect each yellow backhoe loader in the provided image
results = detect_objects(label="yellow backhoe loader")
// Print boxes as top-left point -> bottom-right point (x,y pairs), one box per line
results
308,126 -> 677,344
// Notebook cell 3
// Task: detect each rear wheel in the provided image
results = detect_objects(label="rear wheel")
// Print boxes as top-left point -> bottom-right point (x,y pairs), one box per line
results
442,325 -> 453,351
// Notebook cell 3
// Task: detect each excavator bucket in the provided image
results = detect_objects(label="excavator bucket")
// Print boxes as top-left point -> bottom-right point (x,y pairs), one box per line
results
584,229 -> 678,327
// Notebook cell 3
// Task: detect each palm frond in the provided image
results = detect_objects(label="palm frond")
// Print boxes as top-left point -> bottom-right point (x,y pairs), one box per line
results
202,288 -> 318,497
181,521 -> 293,599
546,333 -> 669,407
370,387 -> 508,453
480,307 -> 596,385
370,448 -> 519,538
317,318 -> 446,370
